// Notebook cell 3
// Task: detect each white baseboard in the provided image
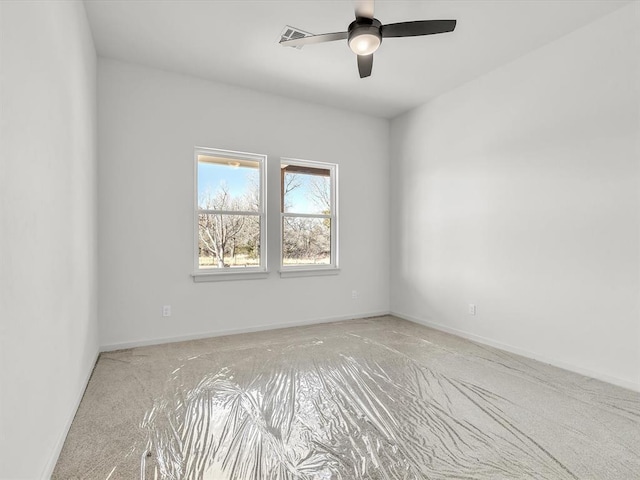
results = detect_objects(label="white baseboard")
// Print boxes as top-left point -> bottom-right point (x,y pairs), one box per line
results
100,311 -> 390,352
101,310 -> 640,392
392,311 -> 640,393
42,348 -> 100,479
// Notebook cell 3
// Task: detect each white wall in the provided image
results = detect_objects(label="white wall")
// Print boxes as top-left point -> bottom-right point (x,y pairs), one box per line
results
0,1 -> 98,478
98,59 -> 390,349
390,3 -> 640,391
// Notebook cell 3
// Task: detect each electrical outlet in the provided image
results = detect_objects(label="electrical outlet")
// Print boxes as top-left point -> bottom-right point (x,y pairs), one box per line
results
468,304 -> 476,315
351,290 -> 359,299
162,305 -> 171,317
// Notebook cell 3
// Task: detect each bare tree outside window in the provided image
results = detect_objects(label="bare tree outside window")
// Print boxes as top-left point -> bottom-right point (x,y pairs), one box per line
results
196,150 -> 264,271
281,160 -> 337,269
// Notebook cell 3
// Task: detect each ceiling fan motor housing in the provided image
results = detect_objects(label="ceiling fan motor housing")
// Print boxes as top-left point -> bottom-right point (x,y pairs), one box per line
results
348,17 -> 382,55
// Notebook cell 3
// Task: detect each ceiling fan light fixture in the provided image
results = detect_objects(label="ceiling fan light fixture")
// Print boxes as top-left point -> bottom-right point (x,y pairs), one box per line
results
348,18 -> 382,56
349,33 -> 381,55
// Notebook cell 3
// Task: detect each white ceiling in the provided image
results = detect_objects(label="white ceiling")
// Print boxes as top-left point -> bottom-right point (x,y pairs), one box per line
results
84,0 -> 629,118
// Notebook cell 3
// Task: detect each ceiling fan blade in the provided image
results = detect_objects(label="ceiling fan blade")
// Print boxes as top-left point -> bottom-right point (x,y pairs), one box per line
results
357,54 -> 373,78
280,31 -> 348,48
354,0 -> 374,19
381,20 -> 456,38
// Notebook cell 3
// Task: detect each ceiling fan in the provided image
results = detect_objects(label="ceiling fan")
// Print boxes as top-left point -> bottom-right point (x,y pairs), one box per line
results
279,0 -> 456,79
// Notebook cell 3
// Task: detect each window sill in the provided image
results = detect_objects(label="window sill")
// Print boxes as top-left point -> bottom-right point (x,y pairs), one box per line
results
192,270 -> 269,282
279,267 -> 340,278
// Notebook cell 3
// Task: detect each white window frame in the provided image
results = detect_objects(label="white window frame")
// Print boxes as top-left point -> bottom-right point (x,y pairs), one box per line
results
280,157 -> 339,278
192,147 -> 267,282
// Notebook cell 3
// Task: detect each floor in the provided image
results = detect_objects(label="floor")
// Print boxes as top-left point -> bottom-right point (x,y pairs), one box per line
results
53,316 -> 640,479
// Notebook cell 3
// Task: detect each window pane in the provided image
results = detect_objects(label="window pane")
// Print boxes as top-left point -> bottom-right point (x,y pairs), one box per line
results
198,214 -> 261,269
198,155 -> 260,211
282,165 -> 331,215
282,217 -> 331,266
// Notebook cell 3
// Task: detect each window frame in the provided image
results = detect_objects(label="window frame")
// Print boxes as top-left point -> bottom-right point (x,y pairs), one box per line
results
280,157 -> 339,277
193,146 -> 267,282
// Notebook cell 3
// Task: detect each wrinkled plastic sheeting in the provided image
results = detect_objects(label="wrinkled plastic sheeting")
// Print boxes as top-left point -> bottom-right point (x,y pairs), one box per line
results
139,332 -> 583,480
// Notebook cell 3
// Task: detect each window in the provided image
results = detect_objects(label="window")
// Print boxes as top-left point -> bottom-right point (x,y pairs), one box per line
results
194,147 -> 266,280
281,158 -> 338,274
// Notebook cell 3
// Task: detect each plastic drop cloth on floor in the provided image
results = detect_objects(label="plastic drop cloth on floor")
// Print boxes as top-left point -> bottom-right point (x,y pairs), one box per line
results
52,317 -> 640,480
